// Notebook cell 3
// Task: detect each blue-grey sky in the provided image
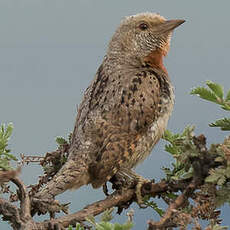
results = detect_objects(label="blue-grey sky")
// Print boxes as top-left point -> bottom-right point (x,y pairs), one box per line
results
0,1 -> 230,229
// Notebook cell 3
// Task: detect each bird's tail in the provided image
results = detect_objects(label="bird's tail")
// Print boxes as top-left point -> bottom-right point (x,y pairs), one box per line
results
35,157 -> 90,200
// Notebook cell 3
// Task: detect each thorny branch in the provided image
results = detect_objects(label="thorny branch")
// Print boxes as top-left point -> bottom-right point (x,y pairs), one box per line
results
148,179 -> 201,230
0,177 -> 204,229
0,134 -> 227,230
0,197 -> 21,229
11,177 -> 31,220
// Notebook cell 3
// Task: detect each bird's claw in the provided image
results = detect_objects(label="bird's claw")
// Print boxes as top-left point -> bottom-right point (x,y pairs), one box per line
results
135,176 -> 151,207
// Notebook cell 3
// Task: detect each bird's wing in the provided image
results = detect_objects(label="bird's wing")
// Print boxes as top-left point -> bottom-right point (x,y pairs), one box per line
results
72,63 -> 172,188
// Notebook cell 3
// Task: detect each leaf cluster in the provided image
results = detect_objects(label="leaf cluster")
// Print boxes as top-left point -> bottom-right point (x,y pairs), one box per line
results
0,123 -> 17,170
191,81 -> 230,130
143,196 -> 165,217
56,132 -> 72,147
162,126 -> 197,180
41,133 -> 72,178
205,137 -> 230,186
85,209 -> 134,230
191,80 -> 230,110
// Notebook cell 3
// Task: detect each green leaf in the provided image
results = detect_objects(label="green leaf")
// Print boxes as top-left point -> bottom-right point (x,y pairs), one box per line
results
225,166 -> 230,178
4,152 -> 17,161
0,123 -> 16,170
205,173 -> 220,183
165,192 -> 178,200
221,104 -> 230,111
217,176 -> 226,186
212,224 -> 228,230
86,215 -> 96,226
96,221 -> 113,230
71,224 -> 84,230
191,87 -> 218,103
165,144 -> 178,155
5,123 -> 13,139
206,80 -> 224,100
215,156 -> 224,162
100,208 -> 114,222
56,136 -> 68,146
181,170 -> 193,179
209,118 -> 230,131
226,90 -> 230,101
114,222 -> 134,230
144,198 -> 165,217
162,129 -> 174,142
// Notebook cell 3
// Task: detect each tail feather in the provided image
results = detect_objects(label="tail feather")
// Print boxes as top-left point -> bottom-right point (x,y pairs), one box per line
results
35,159 -> 90,199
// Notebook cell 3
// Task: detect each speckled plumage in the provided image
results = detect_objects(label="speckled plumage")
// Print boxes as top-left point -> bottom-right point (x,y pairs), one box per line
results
36,13 -> 184,199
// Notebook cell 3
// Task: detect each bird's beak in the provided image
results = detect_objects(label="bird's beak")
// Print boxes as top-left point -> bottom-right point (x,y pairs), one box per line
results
156,19 -> 185,34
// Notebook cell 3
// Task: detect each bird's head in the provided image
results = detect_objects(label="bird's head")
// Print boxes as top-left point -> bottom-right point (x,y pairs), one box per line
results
107,13 -> 185,68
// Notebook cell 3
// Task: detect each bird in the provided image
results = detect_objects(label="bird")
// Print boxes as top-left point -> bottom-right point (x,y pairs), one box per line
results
35,12 -> 185,200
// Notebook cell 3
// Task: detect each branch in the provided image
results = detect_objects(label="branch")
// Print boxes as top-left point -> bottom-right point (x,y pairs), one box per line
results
0,168 -> 20,183
147,142 -> 209,230
11,177 -> 31,220
45,188 -> 135,228
0,173 -> 36,230
41,179 -> 195,229
0,198 -> 22,229
148,178 -> 200,230
0,133 -> 225,229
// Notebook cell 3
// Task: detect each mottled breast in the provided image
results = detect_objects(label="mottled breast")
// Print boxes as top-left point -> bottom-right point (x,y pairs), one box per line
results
70,62 -> 174,172
129,72 -> 174,168
123,68 -> 175,168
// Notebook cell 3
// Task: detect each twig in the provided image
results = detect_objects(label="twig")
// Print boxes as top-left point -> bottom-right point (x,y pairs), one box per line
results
11,177 -> 31,220
20,154 -> 44,165
148,178 -> 201,230
0,198 -> 22,229
41,179 -> 194,229
44,188 -> 135,228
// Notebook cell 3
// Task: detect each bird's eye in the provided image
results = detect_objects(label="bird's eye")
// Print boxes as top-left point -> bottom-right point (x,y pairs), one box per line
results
139,23 -> 149,31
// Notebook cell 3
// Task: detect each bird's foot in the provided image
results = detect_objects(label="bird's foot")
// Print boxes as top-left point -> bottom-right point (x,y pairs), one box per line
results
116,168 -> 150,207
135,176 -> 150,208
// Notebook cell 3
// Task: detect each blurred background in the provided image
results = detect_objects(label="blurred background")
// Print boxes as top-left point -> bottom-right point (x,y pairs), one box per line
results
0,0 -> 230,229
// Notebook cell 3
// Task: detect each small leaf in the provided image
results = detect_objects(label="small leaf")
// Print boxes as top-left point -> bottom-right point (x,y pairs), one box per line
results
162,130 -> 174,141
226,90 -> 230,101
215,156 -> 224,162
217,176 -> 226,186
221,104 -> 230,111
68,225 -> 73,230
225,166 -> 230,178
205,173 -> 221,183
191,87 -> 218,103
100,208 -> 114,222
181,170 -> 193,179
165,144 -> 178,155
212,224 -> 228,230
75,224 -> 81,230
96,221 -> 113,230
144,199 -> 165,217
5,123 -> 13,139
206,80 -> 224,100
209,118 -> 230,131
86,215 -> 96,226
114,222 -> 134,230
56,136 -> 68,146
165,193 -> 177,200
